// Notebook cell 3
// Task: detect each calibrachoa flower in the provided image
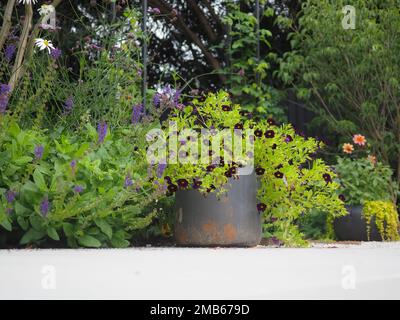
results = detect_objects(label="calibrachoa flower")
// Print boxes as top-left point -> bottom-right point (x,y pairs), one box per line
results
35,38 -> 55,54
5,44 -> 16,62
274,171 -> 283,179
40,197 -> 50,217
257,203 -> 267,212
50,47 -> 62,60
5,190 -> 17,204
323,173 -> 332,184
34,145 -> 44,161
177,179 -> 189,189
284,135 -> 293,143
338,194 -> 346,202
192,179 -> 202,189
254,129 -> 263,137
97,121 -> 107,144
221,105 -> 232,112
342,143 -> 354,154
131,103 -> 143,124
255,167 -> 265,175
353,134 -> 366,146
265,130 -> 275,138
167,184 -> 178,193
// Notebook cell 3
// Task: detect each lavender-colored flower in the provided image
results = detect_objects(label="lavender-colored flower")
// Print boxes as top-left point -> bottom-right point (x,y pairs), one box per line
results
40,197 -> 50,217
64,96 -> 74,113
50,47 -> 62,60
0,94 -> 9,114
0,84 -> 11,95
131,103 -> 143,124
156,163 -> 167,178
124,175 -> 133,188
73,185 -> 83,194
97,121 -> 107,144
5,44 -> 16,62
5,190 -> 16,204
34,145 -> 44,161
153,93 -> 161,107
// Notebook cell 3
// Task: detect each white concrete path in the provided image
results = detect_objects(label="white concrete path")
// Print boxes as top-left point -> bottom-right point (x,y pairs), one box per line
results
1,243 -> 400,299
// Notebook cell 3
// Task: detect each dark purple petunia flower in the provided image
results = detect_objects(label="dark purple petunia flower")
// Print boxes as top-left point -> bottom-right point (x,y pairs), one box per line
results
131,103 -> 143,124
255,167 -> 265,176
338,194 -> 346,202
177,178 -> 189,189
97,121 -> 108,144
124,175 -> 133,188
254,129 -> 263,137
34,145 -> 44,161
73,185 -> 84,194
323,173 -> 332,184
50,47 -> 62,60
221,105 -> 232,112
274,171 -> 284,179
156,163 -> 167,178
64,96 -> 74,113
164,176 -> 172,185
265,130 -> 275,138
5,190 -> 17,204
167,184 -> 178,193
267,118 -> 276,126
285,135 -> 293,143
5,44 -> 16,62
257,203 -> 267,212
192,179 -> 202,189
40,197 -> 50,217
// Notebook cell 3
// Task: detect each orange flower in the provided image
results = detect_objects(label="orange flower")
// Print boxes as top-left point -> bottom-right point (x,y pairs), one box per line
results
367,155 -> 377,165
343,143 -> 354,154
353,134 -> 366,146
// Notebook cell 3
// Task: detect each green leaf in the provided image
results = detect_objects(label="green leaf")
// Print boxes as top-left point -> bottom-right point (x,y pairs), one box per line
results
47,227 -> 60,241
94,218 -> 113,239
17,216 -> 29,231
63,223 -> 75,237
14,156 -> 33,165
15,202 -> 30,216
78,235 -> 102,248
111,231 -> 130,248
1,219 -> 12,231
33,169 -> 48,192
20,228 -> 46,245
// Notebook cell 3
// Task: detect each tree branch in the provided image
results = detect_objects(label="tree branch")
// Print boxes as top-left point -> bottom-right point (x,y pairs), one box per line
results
0,0 -> 16,52
149,0 -> 225,82
9,4 -> 33,91
187,0 -> 217,43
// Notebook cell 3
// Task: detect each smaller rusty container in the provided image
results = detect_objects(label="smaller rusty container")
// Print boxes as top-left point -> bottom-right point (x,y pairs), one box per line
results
174,173 -> 262,247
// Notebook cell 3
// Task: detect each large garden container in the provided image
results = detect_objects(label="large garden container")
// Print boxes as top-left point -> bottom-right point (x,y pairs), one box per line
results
334,205 -> 382,241
174,173 -> 262,247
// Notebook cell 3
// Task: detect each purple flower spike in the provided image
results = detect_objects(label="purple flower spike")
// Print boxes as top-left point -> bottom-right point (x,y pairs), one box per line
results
131,103 -> 143,124
156,163 -> 167,178
97,121 -> 108,144
124,175 -> 133,188
34,145 -> 44,161
5,190 -> 17,204
73,185 -> 83,194
0,95 -> 9,114
50,47 -> 62,60
5,44 -> 16,62
40,197 -> 50,217
0,84 -> 11,95
153,93 -> 161,107
64,96 -> 74,113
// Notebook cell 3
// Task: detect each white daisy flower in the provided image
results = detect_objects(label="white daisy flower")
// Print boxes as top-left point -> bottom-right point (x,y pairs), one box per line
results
18,0 -> 38,5
38,4 -> 55,16
35,38 -> 55,54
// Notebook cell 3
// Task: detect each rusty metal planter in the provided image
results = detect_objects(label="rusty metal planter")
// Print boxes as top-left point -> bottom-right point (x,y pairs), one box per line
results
174,174 -> 262,247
